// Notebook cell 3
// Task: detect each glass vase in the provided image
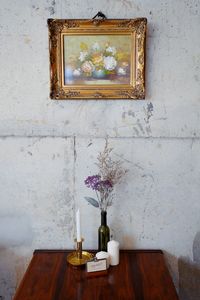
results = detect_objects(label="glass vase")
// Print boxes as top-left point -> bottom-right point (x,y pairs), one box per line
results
98,210 -> 110,251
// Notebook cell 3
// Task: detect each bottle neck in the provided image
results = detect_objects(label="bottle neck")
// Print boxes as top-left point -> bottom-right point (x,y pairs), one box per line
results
101,210 -> 107,226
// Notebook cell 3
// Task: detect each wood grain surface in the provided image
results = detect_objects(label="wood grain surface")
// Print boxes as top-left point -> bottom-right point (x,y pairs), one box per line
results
13,250 -> 179,300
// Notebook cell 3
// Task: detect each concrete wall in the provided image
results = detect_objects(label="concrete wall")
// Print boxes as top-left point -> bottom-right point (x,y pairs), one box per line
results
0,0 -> 200,299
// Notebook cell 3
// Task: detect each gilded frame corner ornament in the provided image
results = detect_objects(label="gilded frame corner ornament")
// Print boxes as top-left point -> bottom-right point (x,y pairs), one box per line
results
48,18 -> 147,100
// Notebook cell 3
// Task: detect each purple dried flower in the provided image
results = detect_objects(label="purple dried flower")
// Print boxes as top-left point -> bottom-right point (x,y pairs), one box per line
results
103,180 -> 113,188
94,179 -> 113,192
85,175 -> 101,190
84,175 -> 113,211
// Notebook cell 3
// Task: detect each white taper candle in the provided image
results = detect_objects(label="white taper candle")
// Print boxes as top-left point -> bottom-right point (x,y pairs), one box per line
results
76,209 -> 81,242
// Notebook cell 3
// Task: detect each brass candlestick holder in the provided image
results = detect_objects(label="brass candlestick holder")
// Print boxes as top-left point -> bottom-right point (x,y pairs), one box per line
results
67,238 -> 94,267
76,239 -> 83,259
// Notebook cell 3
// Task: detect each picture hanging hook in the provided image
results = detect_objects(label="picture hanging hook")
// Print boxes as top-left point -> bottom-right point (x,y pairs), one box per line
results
92,11 -> 107,20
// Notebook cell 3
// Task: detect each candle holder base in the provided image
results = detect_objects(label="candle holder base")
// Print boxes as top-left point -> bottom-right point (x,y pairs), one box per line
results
67,251 -> 94,266
67,238 -> 94,266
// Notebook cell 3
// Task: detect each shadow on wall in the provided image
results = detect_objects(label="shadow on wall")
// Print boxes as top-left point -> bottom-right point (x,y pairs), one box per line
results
163,251 -> 179,291
0,247 -> 31,300
0,215 -> 33,300
0,248 -> 20,300
178,232 -> 200,300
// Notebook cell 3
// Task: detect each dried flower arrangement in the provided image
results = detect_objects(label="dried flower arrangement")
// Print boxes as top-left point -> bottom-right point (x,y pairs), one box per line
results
84,140 -> 127,211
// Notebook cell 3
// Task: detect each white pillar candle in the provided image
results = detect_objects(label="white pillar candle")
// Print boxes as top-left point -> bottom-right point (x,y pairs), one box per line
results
76,209 -> 81,242
96,251 -> 110,268
107,240 -> 120,266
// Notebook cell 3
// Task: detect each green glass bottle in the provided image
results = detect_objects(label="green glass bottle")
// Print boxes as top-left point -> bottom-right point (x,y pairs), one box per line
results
98,210 -> 110,251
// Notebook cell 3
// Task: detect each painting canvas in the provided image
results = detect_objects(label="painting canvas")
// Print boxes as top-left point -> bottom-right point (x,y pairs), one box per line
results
48,18 -> 147,99
63,35 -> 132,86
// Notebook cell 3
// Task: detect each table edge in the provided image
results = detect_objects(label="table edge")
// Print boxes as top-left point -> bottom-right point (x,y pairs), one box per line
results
33,249 -> 163,254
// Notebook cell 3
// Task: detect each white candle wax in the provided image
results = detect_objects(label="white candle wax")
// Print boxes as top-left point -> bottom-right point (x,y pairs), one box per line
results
76,209 -> 81,242
96,251 -> 110,268
107,240 -> 120,266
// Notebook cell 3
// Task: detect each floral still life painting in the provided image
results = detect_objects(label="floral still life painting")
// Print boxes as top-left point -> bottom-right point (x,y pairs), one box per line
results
48,18 -> 147,99
84,141 -> 128,212
64,35 -> 131,85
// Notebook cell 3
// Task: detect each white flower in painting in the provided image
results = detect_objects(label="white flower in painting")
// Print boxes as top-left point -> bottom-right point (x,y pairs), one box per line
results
117,67 -> 126,75
73,68 -> 81,77
106,46 -> 116,55
92,42 -> 100,51
79,51 -> 88,62
103,56 -> 117,71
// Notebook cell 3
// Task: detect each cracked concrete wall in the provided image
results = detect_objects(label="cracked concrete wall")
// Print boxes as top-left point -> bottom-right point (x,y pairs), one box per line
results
0,0 -> 200,299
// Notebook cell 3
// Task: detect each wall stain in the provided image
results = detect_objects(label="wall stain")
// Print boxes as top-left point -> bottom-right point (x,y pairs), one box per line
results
136,119 -> 146,134
46,0 -> 56,15
190,138 -> 195,149
113,127 -> 119,137
133,163 -> 144,171
24,36 -> 31,44
132,126 -> 140,136
122,110 -> 135,120
47,6 -> 55,15
122,112 -> 126,120
128,110 -> 135,118
144,102 -> 154,124
73,136 -> 77,163
194,74 -> 199,82
157,143 -> 162,148
122,105 -> 153,136
145,125 -> 152,135
32,5 -> 39,11
114,0 -> 133,9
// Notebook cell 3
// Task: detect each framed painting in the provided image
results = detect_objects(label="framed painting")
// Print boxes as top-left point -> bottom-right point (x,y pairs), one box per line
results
48,18 -> 147,99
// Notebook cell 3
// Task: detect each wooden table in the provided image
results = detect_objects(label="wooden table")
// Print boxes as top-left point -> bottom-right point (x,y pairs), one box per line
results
13,250 -> 179,300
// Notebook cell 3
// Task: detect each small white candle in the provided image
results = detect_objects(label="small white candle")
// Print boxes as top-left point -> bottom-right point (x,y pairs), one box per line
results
96,251 -> 110,268
76,209 -> 81,242
107,240 -> 120,266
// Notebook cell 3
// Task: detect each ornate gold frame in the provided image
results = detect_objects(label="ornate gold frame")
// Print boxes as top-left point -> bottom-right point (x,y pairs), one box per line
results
48,18 -> 147,100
